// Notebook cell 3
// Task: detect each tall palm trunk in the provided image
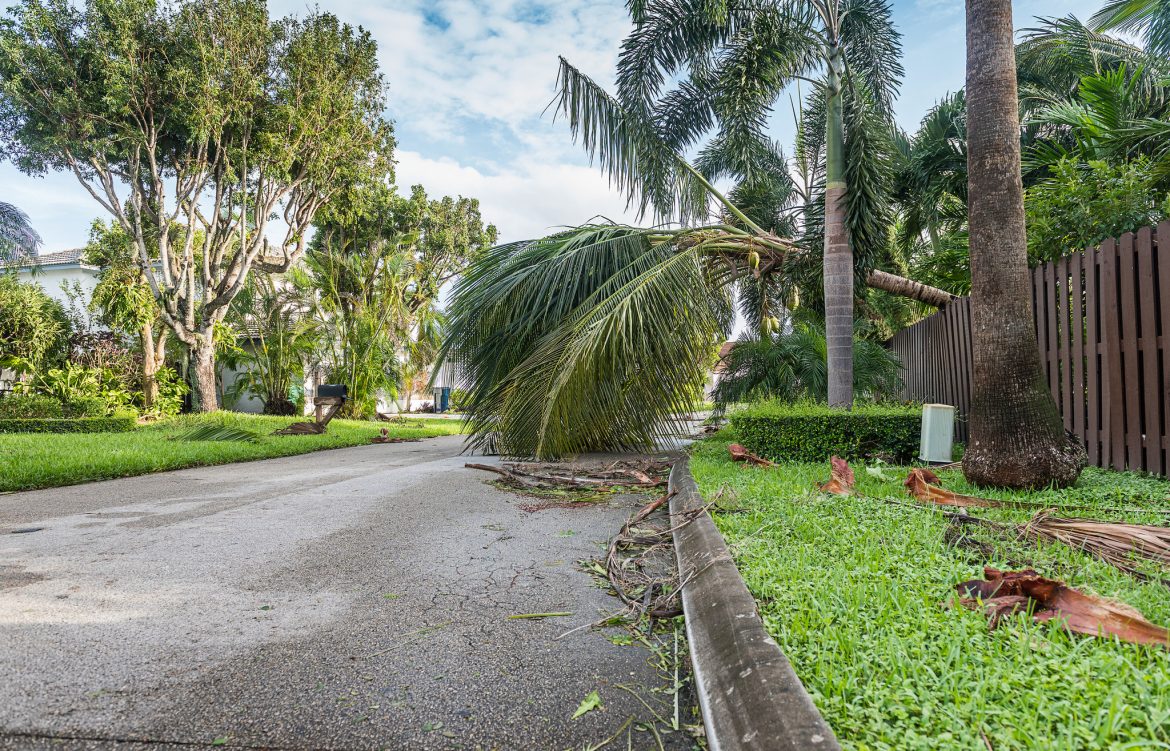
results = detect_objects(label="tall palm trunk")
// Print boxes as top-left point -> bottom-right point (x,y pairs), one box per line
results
823,48 -> 853,409
961,0 -> 1084,488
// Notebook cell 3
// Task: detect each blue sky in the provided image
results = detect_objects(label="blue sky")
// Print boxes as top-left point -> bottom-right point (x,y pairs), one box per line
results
2,0 -> 1101,251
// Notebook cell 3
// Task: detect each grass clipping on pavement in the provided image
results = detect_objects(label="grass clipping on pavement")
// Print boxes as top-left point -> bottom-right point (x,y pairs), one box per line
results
0,412 -> 464,491
689,435 -> 1170,750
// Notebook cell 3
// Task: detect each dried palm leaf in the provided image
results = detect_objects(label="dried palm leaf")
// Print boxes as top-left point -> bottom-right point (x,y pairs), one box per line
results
956,567 -> 1169,647
1021,512 -> 1170,583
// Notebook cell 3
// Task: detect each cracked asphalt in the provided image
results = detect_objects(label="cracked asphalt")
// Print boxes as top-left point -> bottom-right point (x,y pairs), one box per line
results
0,435 -> 697,750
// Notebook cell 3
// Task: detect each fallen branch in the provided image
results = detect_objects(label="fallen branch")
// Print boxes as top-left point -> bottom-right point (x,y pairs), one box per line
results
728,443 -> 774,467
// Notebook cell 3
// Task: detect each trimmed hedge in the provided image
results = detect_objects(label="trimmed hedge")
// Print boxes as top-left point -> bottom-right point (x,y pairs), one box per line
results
730,402 -> 921,463
0,416 -> 138,434
0,394 -> 108,418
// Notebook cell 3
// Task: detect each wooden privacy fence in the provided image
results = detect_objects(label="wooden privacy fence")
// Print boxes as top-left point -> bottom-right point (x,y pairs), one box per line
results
889,221 -> 1170,476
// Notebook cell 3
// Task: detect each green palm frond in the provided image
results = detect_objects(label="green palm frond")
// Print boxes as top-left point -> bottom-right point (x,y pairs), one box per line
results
554,58 -> 713,224
1091,0 -> 1170,56
839,0 -> 903,117
171,423 -> 263,442
440,222 -> 750,458
0,201 -> 41,265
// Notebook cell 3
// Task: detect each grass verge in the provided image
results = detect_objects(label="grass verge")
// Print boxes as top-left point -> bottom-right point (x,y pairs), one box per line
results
0,412 -> 463,492
689,435 -> 1170,750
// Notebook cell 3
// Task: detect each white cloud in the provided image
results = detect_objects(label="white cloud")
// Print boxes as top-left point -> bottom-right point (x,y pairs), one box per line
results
394,149 -> 642,243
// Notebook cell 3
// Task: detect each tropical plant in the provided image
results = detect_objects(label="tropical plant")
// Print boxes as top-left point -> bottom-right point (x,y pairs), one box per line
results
0,0 -> 395,410
440,1 -> 960,458
221,273 -> 316,416
554,0 -> 910,408
307,182 -> 494,419
1092,0 -> 1170,56
711,318 -> 902,411
0,275 -> 67,373
0,201 -> 40,266
23,362 -> 133,414
1026,157 -> 1169,262
84,220 -> 171,409
962,0 -> 1084,489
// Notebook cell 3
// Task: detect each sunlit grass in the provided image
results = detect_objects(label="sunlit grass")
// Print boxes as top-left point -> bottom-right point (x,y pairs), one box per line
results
0,412 -> 464,491
689,434 -> 1170,750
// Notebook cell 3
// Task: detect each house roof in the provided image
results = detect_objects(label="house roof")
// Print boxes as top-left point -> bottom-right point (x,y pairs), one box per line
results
713,341 -> 736,374
0,248 -> 87,270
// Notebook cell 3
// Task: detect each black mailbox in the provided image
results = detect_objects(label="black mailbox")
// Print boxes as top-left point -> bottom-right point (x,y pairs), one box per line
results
316,384 -> 348,400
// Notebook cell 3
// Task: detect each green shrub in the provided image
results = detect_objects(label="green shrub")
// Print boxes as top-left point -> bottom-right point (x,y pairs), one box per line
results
730,401 -> 921,463
64,396 -> 107,417
0,416 -> 137,434
0,393 -> 63,418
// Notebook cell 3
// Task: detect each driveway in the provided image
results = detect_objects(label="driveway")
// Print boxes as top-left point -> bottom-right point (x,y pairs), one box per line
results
0,435 -> 694,750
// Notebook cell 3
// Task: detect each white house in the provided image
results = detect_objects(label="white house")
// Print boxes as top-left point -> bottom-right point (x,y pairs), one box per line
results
1,248 -> 99,307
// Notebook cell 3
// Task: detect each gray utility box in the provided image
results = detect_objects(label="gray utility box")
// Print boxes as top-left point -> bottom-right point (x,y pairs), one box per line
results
919,404 -> 955,463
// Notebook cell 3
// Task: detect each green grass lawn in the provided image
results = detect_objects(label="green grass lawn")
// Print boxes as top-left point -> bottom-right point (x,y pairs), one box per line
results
0,412 -> 464,492
689,435 -> 1170,751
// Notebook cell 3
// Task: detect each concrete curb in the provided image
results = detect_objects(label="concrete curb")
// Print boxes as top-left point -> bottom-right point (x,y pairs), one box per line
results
669,460 -> 840,751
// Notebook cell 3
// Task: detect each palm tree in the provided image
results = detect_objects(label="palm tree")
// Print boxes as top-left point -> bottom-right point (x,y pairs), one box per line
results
0,201 -> 41,265
556,0 -> 907,409
1092,0 -> 1170,55
711,314 -> 902,410
961,0 -> 1085,489
440,2 -> 959,458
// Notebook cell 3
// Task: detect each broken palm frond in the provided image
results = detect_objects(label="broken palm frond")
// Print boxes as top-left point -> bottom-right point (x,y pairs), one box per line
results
818,456 -> 855,495
465,459 -> 670,495
508,611 -> 574,620
956,567 -> 1170,647
596,492 -> 707,624
906,468 -> 1170,516
1020,513 -> 1170,585
905,468 -> 1002,508
171,423 -> 262,443
370,428 -> 420,444
821,459 -> 1170,586
728,443 -> 774,467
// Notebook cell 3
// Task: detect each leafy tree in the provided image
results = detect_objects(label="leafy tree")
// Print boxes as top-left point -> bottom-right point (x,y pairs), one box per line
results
962,0 -> 1085,489
0,275 -> 67,373
308,183 -> 495,418
84,220 -> 171,409
221,273 -> 316,415
0,0 -> 395,410
0,201 -> 40,266
1026,157 -> 1169,263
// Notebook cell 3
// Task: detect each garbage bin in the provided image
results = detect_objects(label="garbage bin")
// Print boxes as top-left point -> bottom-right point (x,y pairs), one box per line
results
919,403 -> 955,463
432,386 -> 451,413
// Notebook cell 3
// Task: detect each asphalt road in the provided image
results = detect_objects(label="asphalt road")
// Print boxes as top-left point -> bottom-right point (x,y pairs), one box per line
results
0,435 -> 696,750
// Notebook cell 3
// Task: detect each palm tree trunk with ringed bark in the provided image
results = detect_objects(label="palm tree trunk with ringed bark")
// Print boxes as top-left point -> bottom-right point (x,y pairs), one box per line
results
824,49 -> 853,409
962,0 -> 1084,488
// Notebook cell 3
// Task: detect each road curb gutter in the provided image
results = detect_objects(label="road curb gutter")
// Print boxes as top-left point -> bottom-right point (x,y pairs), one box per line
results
669,459 -> 840,751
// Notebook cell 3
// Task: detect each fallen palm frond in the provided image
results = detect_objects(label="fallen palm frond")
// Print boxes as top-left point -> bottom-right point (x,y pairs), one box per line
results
728,443 -> 774,467
1021,513 -> 1170,584
603,492 -> 686,620
956,567 -> 1169,647
465,459 -> 671,493
819,459 -> 1170,586
904,468 -> 1002,508
170,423 -> 262,443
818,456 -> 855,495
